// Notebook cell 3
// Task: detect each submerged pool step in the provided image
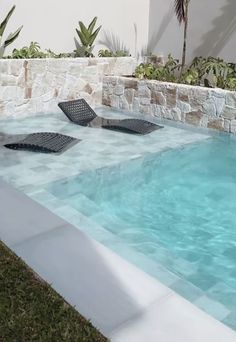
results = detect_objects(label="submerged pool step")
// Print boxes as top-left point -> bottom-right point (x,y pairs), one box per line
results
64,193 -> 102,217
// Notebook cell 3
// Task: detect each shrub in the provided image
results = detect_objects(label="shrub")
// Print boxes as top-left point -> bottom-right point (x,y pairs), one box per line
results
98,49 -> 130,57
6,42 -> 74,59
135,55 -> 236,91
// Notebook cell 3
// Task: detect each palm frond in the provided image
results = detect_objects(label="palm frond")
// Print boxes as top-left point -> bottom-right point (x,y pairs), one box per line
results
174,0 -> 186,24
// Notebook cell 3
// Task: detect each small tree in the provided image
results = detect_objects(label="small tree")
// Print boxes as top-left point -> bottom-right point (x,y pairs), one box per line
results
174,0 -> 190,75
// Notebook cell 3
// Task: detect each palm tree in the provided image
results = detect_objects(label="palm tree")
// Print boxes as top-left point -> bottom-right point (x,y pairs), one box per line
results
174,0 -> 190,75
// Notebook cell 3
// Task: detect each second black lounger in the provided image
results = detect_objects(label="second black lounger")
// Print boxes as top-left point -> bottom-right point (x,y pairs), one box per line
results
4,132 -> 79,154
58,99 -> 163,135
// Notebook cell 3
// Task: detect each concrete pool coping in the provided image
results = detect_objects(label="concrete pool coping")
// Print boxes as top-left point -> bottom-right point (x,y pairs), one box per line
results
0,178 -> 236,342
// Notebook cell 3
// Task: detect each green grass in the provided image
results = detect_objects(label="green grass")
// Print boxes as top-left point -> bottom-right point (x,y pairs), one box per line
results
0,240 -> 108,342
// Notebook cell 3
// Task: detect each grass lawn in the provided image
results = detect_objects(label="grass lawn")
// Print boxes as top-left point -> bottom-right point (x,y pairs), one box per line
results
0,240 -> 108,342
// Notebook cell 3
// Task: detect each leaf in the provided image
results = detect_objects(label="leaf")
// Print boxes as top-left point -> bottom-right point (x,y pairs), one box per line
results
78,21 -> 90,41
0,45 -> 5,58
88,17 -> 97,34
0,5 -> 16,37
88,25 -> 102,46
76,28 -> 88,47
174,0 -> 186,24
4,25 -> 23,48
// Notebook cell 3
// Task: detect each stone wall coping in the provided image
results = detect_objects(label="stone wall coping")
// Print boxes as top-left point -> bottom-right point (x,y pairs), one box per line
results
0,57 -> 136,63
106,76 -> 236,96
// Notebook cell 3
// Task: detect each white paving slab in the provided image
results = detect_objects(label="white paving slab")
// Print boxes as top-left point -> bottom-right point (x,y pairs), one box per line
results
12,224 -> 171,335
0,179 -> 65,246
110,294 -> 236,342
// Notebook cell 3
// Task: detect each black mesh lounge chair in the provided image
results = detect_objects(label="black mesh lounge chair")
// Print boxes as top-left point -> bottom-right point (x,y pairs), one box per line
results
58,99 -> 163,135
4,132 -> 79,154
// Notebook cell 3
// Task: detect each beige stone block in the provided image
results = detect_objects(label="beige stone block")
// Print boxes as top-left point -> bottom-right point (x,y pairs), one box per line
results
83,83 -> 93,95
211,94 -> 226,116
138,85 -> 151,98
185,110 -> 203,126
119,95 -> 129,110
102,96 -> 111,106
190,87 -> 209,109
133,98 -> 140,112
176,100 -> 191,113
114,84 -> 124,96
230,120 -> 236,134
222,105 -> 236,120
224,119 -> 231,132
151,104 -> 165,118
1,86 -> 19,101
10,60 -> 24,76
124,78 -> 138,90
207,118 -> 224,131
124,89 -> 135,104
151,91 -> 166,105
140,97 -> 151,105
110,95 -> 120,108
0,74 -> 17,86
165,87 -> 177,107
172,108 -> 182,121
0,61 -> 9,74
163,110 -> 173,120
139,104 -> 151,114
68,63 -> 85,76
202,99 -> 216,117
226,92 -> 236,107
92,90 -> 102,104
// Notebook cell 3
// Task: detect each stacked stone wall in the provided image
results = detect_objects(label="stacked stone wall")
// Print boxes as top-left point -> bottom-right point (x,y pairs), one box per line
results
0,58 -> 136,117
102,76 -> 236,133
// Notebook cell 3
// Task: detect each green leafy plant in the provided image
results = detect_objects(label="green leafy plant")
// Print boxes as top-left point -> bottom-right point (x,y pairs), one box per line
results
12,42 -> 47,59
188,57 -> 236,89
98,49 -> 129,57
135,54 -> 179,82
46,49 -> 74,58
0,5 -> 23,58
134,63 -> 155,79
75,17 -> 101,57
135,55 -> 236,91
181,68 -> 199,85
225,77 -> 236,91
8,42 -> 74,59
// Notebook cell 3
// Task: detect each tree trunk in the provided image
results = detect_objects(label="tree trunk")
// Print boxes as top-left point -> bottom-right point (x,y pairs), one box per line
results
180,0 -> 189,76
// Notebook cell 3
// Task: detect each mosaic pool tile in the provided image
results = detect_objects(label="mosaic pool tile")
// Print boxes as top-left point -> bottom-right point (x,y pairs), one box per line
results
194,295 -> 230,321
170,279 -> 203,302
187,271 -> 221,292
207,282 -> 236,312
223,311 -> 236,330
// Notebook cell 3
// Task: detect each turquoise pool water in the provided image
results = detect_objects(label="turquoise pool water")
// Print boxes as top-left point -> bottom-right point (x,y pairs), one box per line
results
46,136 -> 236,330
0,108 -> 235,329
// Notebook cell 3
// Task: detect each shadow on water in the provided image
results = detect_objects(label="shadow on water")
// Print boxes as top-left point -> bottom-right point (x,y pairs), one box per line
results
193,0 -> 236,59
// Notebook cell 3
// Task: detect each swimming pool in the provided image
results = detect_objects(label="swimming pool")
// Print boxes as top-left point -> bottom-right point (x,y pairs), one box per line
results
0,107 -> 235,330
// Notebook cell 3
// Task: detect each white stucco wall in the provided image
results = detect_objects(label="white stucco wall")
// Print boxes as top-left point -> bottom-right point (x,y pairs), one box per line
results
1,0 -> 150,57
149,0 -> 236,63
